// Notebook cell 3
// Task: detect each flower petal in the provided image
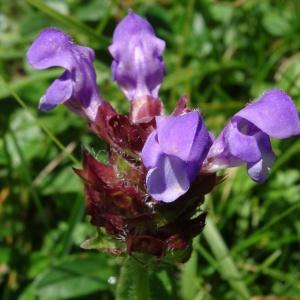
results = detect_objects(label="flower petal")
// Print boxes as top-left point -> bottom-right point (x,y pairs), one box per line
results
236,89 -> 300,138
146,156 -> 190,203
141,131 -> 163,168
226,117 -> 263,163
247,152 -> 275,183
156,111 -> 212,163
39,71 -> 73,111
27,28 -> 74,70
247,134 -> 275,182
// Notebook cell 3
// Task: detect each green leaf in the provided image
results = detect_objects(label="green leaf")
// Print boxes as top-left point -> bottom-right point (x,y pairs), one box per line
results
80,229 -> 122,252
263,10 -> 292,36
33,253 -> 114,299
42,168 -> 82,194
5,109 -> 45,167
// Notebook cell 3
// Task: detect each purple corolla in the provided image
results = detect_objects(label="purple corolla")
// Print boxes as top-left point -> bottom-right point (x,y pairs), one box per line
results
141,111 -> 212,202
205,89 -> 300,182
27,28 -> 102,121
109,11 -> 165,101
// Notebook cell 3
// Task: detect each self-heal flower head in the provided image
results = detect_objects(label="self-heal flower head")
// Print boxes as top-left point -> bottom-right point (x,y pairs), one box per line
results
141,111 -> 212,202
27,28 -> 102,121
109,11 -> 165,101
206,89 -> 300,182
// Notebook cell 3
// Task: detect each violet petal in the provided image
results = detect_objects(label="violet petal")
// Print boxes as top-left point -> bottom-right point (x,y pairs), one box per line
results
141,131 -> 163,169
39,71 -> 73,111
237,89 -> 300,138
146,155 -> 190,203
156,111 -> 212,162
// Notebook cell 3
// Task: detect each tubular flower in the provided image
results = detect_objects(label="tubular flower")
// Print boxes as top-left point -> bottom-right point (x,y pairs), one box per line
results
204,89 -> 300,182
141,111 -> 212,202
27,28 -> 102,121
109,11 -> 165,101
109,11 -> 165,124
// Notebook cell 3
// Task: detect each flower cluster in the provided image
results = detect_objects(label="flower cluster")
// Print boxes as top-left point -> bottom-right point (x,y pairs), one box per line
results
27,11 -> 300,261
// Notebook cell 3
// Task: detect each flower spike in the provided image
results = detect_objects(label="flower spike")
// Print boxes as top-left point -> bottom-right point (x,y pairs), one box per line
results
27,12 -> 300,262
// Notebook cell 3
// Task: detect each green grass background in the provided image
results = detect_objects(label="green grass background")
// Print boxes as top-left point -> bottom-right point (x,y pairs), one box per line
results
1,0 -> 300,299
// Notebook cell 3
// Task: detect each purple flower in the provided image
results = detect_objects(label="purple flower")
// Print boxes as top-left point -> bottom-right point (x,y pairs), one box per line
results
141,111 -> 212,202
27,28 -> 102,121
205,89 -> 300,182
108,11 -> 165,101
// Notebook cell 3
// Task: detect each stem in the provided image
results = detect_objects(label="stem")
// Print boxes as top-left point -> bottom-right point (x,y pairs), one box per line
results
134,259 -> 150,300
116,256 -> 151,300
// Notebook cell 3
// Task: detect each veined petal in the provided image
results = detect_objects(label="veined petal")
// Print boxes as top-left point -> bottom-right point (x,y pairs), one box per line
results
236,89 -> 300,138
146,156 -> 190,203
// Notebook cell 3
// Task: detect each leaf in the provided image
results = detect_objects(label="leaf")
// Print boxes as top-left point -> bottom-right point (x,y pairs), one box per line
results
262,10 -> 292,36
42,168 -> 82,194
5,109 -> 45,167
19,284 -> 36,300
33,253 -> 114,299
80,229 -> 122,254
74,0 -> 112,22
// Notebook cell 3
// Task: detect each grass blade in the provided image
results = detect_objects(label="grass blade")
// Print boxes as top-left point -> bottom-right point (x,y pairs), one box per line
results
203,217 -> 251,299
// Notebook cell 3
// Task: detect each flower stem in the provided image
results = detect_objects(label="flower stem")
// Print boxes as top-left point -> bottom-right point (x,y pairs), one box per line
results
116,256 -> 151,300
134,259 -> 150,300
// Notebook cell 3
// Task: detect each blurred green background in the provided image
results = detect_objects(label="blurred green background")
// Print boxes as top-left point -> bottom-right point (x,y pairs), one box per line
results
1,0 -> 300,299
